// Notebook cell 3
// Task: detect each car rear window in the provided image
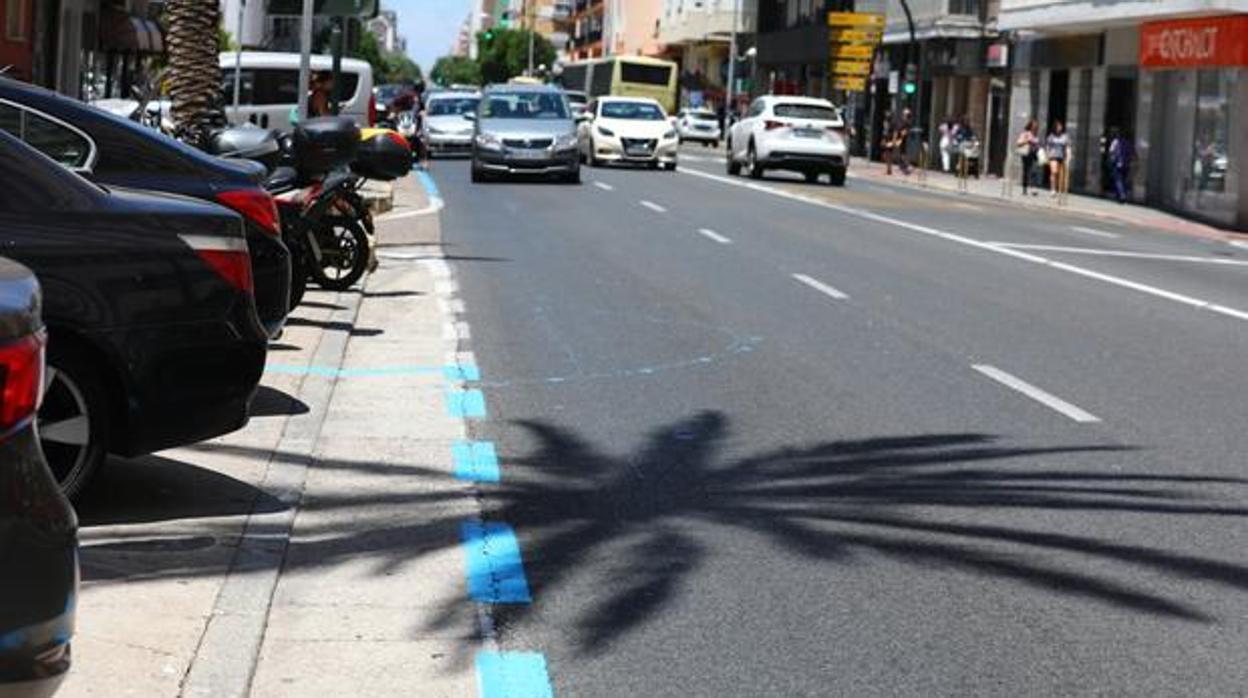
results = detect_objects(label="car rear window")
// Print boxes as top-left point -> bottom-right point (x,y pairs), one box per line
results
774,104 -> 842,123
223,69 -> 361,106
690,111 -> 717,121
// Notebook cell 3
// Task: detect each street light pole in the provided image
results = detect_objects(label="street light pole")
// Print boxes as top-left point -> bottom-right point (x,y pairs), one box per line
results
297,0 -> 314,121
232,0 -> 245,116
725,0 -> 740,119
527,0 -> 535,76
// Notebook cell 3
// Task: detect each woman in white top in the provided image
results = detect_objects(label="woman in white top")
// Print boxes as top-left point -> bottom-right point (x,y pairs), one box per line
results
1046,120 -> 1071,196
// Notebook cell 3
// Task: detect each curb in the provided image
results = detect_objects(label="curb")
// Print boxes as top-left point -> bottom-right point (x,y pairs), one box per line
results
180,290 -> 364,698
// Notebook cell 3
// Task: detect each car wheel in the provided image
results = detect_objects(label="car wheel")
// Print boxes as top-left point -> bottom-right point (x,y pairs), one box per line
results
589,138 -> 603,167
566,167 -> 582,184
805,171 -> 821,184
726,140 -> 741,176
40,345 -> 110,500
747,142 -> 764,180
471,161 -> 485,183
829,169 -> 847,187
664,162 -> 677,171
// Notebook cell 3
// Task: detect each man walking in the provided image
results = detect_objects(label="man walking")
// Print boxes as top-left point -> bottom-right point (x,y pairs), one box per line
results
1108,129 -> 1134,203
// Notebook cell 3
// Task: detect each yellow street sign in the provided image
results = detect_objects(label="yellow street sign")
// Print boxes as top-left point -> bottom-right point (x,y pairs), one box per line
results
827,12 -> 885,28
829,43 -> 875,60
832,76 -> 868,92
830,60 -> 872,77
828,28 -> 882,44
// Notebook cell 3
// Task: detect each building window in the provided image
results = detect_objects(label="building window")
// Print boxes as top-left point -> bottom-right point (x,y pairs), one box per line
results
5,0 -> 29,41
1191,70 -> 1234,196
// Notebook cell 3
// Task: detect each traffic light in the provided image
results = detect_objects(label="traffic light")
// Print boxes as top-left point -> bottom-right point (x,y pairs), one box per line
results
903,63 -> 918,95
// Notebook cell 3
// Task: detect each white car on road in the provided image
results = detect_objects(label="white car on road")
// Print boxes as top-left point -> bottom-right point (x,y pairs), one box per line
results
424,91 -> 480,156
727,95 -> 849,185
675,108 -> 722,147
578,97 -> 679,170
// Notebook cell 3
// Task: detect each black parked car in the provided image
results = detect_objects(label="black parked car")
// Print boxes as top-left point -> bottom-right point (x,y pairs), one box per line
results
0,131 -> 268,498
0,77 -> 290,338
0,257 -> 77,698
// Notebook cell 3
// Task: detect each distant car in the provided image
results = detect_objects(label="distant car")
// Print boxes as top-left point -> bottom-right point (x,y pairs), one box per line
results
0,257 -> 78,698
219,51 -> 376,131
470,84 -> 580,184
676,107 -> 722,147
423,91 -> 480,157
578,96 -> 678,170
0,77 -> 291,339
564,89 -> 588,118
727,95 -> 848,185
0,131 -> 268,498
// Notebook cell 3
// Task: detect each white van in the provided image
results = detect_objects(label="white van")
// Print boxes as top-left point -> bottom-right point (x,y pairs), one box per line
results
219,51 -> 375,132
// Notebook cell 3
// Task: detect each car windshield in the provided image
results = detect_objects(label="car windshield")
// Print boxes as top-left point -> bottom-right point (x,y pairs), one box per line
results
601,101 -> 665,120
428,98 -> 479,116
774,103 -> 842,123
480,92 -> 569,120
375,85 -> 403,102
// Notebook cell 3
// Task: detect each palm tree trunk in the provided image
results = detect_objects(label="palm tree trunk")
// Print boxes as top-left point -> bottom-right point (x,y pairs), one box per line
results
164,0 -> 225,146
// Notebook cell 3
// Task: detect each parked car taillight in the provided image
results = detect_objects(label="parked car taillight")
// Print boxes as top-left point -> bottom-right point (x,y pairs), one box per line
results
0,332 -> 45,433
180,234 -> 255,295
764,120 -> 786,131
369,94 -> 377,127
216,188 -> 281,238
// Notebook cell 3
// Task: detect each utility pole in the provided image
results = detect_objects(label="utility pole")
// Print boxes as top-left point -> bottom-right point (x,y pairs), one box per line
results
725,0 -> 740,119
297,0 -> 314,121
232,0 -> 245,116
527,0 -> 535,76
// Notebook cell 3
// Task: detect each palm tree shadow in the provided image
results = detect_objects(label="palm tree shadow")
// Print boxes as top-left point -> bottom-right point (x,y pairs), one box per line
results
463,411 -> 1248,656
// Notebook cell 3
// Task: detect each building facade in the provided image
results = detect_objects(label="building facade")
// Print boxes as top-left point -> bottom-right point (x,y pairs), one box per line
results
1000,0 -> 1248,229
367,9 -> 405,54
658,0 -> 755,111
566,0 -> 605,60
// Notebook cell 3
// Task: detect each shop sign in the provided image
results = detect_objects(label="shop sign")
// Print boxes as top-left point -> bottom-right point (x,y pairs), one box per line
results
1139,15 -> 1248,68
830,44 -> 875,60
986,42 -> 1009,68
829,28 -> 883,45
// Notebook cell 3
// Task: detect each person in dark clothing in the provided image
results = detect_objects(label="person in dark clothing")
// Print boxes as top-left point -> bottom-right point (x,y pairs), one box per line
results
309,71 -> 335,117
1108,128 -> 1135,203
1015,118 -> 1040,196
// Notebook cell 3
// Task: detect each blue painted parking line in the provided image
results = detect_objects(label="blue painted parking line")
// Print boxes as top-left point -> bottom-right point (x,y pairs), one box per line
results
453,441 -> 501,483
446,389 -> 488,418
461,522 -> 532,604
476,652 -> 554,698
264,363 -> 480,381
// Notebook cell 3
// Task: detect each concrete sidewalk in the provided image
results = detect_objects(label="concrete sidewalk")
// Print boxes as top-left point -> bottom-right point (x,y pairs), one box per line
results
848,156 -> 1247,242
59,172 -> 479,697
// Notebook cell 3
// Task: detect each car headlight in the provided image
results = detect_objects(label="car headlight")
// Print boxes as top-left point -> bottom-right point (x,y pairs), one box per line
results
663,129 -> 678,140
597,125 -> 615,137
555,133 -> 578,150
475,133 -> 501,150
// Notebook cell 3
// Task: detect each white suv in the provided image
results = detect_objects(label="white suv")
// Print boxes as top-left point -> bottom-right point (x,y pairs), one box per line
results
727,95 -> 848,186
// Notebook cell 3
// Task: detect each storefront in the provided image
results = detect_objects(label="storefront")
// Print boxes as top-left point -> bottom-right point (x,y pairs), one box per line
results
1137,14 -> 1247,230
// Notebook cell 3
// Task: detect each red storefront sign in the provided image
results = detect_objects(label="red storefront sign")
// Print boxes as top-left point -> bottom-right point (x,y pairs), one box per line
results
1140,14 -> 1248,68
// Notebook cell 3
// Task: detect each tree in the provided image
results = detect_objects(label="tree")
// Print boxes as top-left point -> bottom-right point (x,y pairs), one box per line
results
318,22 -> 423,85
163,0 -> 225,146
431,55 -> 482,87
383,53 -> 423,84
477,28 -> 556,84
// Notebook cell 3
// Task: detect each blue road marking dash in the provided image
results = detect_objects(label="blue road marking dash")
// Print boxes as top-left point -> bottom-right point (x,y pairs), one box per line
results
461,522 -> 531,604
446,389 -> 488,418
476,652 -> 554,698
444,363 -> 482,382
454,441 -> 501,483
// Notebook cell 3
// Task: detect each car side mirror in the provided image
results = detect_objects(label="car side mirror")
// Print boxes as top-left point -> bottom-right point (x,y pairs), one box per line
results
463,112 -> 476,121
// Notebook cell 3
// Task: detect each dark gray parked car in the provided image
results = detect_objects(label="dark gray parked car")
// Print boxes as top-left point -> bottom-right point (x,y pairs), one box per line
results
0,258 -> 77,698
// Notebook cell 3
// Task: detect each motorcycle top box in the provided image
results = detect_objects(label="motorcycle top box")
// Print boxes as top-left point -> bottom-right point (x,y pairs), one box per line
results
293,116 -> 361,177
351,132 -> 412,181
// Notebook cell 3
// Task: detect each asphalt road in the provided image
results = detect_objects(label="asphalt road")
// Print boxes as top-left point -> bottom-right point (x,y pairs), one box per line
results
436,148 -> 1248,696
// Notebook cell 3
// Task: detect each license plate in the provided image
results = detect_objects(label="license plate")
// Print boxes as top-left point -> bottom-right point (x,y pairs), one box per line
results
511,149 -> 546,160
626,147 -> 652,157
794,128 -> 823,139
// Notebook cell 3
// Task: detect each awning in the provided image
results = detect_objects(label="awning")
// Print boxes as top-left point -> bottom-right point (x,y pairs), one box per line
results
100,11 -> 164,54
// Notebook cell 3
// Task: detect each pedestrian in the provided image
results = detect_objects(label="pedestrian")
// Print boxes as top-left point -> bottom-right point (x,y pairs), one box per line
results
1015,118 -> 1040,196
308,70 -> 334,117
954,114 -> 976,178
1046,120 -> 1071,197
938,117 -> 954,172
889,109 -> 912,176
1108,128 -> 1134,203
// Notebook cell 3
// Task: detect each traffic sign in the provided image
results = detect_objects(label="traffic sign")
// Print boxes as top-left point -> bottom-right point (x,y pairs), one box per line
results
833,76 -> 868,92
829,44 -> 875,60
827,12 -> 885,29
828,28 -> 883,44
830,60 -> 871,77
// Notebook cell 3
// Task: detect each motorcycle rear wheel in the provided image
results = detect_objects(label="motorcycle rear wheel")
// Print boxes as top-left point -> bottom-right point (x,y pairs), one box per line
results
310,216 -> 370,291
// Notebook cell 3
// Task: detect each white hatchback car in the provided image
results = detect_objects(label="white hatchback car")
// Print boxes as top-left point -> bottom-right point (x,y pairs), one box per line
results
577,97 -> 679,170
727,95 -> 848,185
